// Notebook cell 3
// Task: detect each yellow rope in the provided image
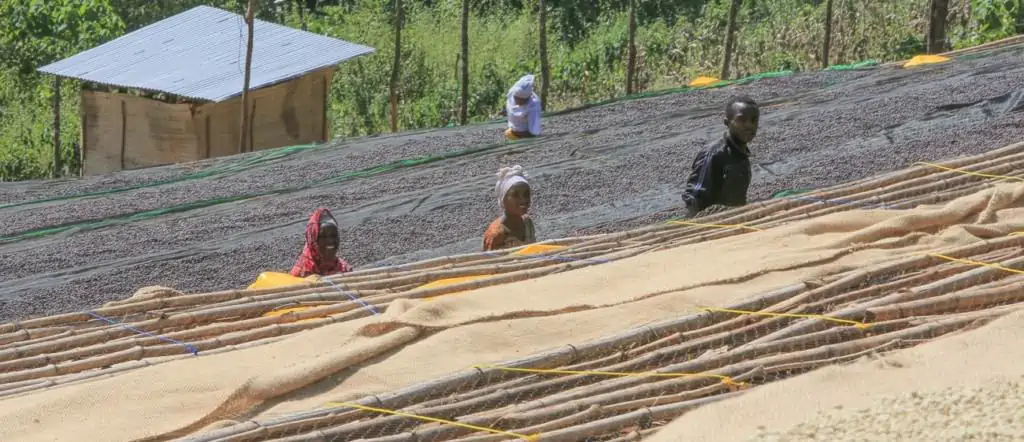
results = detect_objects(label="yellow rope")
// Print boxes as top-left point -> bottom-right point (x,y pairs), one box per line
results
915,162 -> 1024,182
322,402 -> 540,441
700,307 -> 871,329
666,220 -> 763,232
927,253 -> 1024,275
472,364 -> 745,386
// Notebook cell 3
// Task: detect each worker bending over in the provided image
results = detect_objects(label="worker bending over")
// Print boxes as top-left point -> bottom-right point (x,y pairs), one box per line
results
681,96 -> 760,218
291,208 -> 353,277
504,74 -> 542,140
484,165 -> 537,251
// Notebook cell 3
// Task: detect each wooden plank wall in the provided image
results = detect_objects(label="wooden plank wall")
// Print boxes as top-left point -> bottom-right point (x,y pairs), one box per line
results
196,69 -> 333,158
80,90 -> 199,175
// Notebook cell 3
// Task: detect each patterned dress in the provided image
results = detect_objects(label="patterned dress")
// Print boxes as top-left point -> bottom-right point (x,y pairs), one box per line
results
482,215 -> 537,251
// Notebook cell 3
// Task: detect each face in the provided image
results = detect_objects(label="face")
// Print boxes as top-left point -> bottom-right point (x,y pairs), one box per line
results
724,102 -> 760,145
503,183 -> 531,217
317,223 -> 339,263
514,96 -> 528,106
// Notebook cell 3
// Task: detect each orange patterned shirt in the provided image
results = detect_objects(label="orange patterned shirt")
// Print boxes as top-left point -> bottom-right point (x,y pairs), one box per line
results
482,215 -> 536,251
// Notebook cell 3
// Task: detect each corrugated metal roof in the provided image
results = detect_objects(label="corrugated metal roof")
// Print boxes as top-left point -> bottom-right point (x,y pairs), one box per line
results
37,5 -> 375,102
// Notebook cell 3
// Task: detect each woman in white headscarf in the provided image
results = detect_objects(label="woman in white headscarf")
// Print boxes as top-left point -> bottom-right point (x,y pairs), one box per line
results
504,74 -> 543,140
483,165 -> 536,251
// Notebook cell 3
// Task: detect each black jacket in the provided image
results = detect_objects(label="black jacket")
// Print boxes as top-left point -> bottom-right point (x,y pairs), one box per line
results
681,135 -> 752,216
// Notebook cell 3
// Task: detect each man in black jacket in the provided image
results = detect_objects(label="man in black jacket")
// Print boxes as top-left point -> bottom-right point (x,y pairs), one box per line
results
681,96 -> 760,218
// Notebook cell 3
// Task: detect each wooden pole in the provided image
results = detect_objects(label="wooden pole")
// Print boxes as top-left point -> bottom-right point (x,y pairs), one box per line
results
926,0 -> 949,54
538,0 -> 550,110
389,0 -> 402,132
239,0 -> 258,153
721,0 -> 742,80
52,77 -> 61,178
459,0 -> 469,125
626,0 -> 637,95
822,0 -> 833,68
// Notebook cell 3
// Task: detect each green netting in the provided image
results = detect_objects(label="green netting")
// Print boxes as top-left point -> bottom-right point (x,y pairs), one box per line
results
0,143 -> 324,211
825,59 -> 880,70
771,188 -> 815,199
0,138 -> 526,243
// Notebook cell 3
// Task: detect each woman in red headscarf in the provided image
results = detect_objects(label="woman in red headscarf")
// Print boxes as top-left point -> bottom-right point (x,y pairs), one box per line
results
290,208 -> 353,277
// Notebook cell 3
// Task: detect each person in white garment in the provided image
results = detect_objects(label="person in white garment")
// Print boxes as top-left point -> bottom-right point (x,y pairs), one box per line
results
504,74 -> 542,140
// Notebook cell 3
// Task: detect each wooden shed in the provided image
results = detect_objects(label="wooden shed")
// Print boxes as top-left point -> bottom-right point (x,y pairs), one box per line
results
38,6 -> 375,176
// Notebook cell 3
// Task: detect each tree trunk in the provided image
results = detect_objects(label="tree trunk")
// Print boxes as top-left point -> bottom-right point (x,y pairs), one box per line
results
389,0 -> 403,132
926,0 -> 949,54
239,0 -> 258,153
459,0 -> 469,125
538,0 -> 550,110
626,0 -> 637,95
721,0 -> 742,80
822,0 -> 833,68
52,77 -> 61,178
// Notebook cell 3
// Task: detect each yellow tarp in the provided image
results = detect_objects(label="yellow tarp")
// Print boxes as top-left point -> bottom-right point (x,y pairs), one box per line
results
903,54 -> 950,68
247,272 -> 310,290
689,76 -> 721,87
512,244 -> 567,256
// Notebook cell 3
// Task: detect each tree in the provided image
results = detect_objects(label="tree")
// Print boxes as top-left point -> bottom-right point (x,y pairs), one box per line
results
927,0 -> 949,54
626,0 -> 637,94
538,0 -> 550,110
389,0 -> 403,132
822,0 -> 833,68
0,0 -> 125,76
721,0 -> 742,79
459,0 -> 470,125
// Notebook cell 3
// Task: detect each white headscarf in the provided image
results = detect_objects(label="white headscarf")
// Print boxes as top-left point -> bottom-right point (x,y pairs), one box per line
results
495,165 -> 529,209
508,74 -> 536,100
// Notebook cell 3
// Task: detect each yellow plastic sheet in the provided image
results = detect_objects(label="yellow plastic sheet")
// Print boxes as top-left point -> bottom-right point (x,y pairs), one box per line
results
261,306 -> 314,317
903,54 -> 950,68
247,272 -> 310,290
689,76 -> 721,87
512,244 -> 567,256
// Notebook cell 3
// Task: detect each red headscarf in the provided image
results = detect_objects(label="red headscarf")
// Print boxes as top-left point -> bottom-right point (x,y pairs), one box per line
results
290,208 -> 352,277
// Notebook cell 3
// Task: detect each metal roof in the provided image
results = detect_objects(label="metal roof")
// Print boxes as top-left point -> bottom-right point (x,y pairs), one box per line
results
37,5 -> 375,102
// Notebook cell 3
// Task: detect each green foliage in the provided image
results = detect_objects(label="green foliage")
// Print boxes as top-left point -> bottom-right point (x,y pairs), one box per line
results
0,0 -> 1020,180
0,0 -> 125,75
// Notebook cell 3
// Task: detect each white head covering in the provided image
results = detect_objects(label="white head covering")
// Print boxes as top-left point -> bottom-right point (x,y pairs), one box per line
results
495,165 -> 529,209
508,74 -> 536,100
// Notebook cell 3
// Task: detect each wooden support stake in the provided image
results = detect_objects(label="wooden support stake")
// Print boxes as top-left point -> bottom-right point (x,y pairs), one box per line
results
52,77 -> 61,178
389,0 -> 403,133
721,0 -> 742,80
239,0 -> 258,153
538,0 -> 550,110
822,0 -> 833,68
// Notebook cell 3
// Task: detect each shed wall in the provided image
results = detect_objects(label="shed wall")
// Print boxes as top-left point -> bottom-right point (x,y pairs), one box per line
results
80,90 -> 199,176
196,69 -> 333,158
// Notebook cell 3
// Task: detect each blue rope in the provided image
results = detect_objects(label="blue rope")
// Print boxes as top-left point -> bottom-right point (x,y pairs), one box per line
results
85,310 -> 199,355
323,279 -> 380,315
